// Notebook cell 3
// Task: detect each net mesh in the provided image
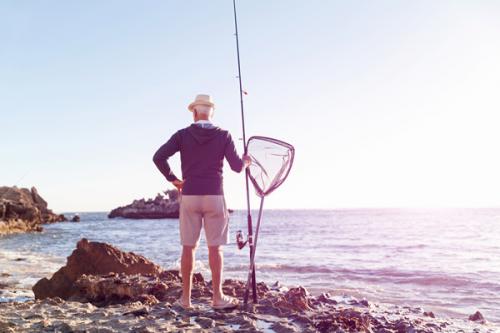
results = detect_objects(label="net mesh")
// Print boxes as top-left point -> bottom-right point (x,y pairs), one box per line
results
246,136 -> 295,197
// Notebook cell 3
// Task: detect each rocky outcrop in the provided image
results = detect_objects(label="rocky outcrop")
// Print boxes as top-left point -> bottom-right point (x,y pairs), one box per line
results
108,189 -> 180,219
469,310 -> 486,324
108,189 -> 235,219
32,238 -> 162,300
0,186 -> 67,235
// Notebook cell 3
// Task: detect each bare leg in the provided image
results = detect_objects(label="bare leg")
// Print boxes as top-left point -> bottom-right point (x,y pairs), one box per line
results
180,245 -> 196,306
208,245 -> 224,302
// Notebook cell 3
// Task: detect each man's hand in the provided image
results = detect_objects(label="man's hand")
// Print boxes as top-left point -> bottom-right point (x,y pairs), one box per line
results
172,179 -> 184,192
242,155 -> 252,168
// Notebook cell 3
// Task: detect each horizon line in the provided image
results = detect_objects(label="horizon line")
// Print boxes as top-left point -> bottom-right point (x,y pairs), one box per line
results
58,206 -> 500,214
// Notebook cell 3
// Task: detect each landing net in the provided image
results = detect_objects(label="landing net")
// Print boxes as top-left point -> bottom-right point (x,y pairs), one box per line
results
246,136 -> 295,197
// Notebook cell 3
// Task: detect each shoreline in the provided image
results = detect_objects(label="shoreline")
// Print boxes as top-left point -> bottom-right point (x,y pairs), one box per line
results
1,238 -> 497,332
1,257 -> 490,326
1,277 -> 483,328
0,273 -> 496,333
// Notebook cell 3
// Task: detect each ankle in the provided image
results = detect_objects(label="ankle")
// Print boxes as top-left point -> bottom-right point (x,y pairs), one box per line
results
212,290 -> 224,299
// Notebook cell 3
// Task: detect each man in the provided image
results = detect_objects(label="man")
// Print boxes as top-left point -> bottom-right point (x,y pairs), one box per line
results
153,93 -> 251,310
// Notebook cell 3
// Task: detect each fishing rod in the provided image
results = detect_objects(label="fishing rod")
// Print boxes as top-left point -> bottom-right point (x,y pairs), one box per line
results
232,0 -> 258,304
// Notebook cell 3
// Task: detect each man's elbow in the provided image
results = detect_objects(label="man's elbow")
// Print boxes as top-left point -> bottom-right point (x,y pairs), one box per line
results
152,152 -> 162,166
231,162 -> 244,173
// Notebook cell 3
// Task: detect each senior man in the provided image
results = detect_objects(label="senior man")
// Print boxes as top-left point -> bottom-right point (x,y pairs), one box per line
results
153,94 -> 251,310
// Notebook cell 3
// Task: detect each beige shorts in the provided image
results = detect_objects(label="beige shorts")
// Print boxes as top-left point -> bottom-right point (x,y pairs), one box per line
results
179,194 -> 229,247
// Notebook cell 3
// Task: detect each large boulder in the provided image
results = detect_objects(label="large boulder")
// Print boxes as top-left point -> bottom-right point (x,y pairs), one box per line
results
0,186 -> 66,234
70,271 -> 181,306
32,238 -> 163,300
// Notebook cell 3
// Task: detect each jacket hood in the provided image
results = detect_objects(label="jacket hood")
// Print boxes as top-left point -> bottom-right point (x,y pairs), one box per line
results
186,124 -> 222,145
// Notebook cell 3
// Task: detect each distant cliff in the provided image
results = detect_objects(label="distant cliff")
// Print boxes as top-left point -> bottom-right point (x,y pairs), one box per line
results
0,186 -> 67,235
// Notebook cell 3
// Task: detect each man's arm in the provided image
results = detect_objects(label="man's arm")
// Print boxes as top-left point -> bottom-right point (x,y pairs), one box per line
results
224,132 -> 245,173
153,131 -> 181,182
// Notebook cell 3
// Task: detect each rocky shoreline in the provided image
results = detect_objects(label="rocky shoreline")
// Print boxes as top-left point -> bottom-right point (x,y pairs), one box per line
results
0,239 -> 496,332
0,186 -> 78,235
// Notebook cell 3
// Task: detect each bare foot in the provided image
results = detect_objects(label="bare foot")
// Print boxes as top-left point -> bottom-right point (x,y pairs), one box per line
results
175,294 -> 192,309
213,294 -> 239,309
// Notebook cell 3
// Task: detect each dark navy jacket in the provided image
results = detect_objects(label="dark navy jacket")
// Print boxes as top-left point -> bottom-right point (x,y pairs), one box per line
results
153,123 -> 244,195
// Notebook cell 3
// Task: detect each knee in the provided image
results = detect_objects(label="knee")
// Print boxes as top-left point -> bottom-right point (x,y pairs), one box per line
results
182,245 -> 196,256
208,245 -> 221,255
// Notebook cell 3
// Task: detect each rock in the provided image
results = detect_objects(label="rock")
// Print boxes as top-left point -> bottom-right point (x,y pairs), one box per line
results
390,318 -> 419,333
0,321 -> 16,333
108,189 -> 180,219
222,279 -> 269,299
193,272 -> 205,284
159,270 -> 181,282
166,189 -> 179,202
376,328 -> 393,333
423,311 -> 435,318
71,214 -> 80,222
32,238 -> 163,300
227,314 -> 257,329
270,280 -> 289,292
468,311 -> 485,323
71,272 -> 174,306
50,322 -> 73,333
42,296 -> 65,305
314,308 -> 375,332
0,186 -> 66,234
148,281 -> 170,301
276,286 -> 313,312
136,294 -> 159,305
30,186 -> 67,224
123,307 -> 149,317
108,188 -> 235,219
271,321 -> 298,333
290,313 -> 313,325
195,316 -> 215,329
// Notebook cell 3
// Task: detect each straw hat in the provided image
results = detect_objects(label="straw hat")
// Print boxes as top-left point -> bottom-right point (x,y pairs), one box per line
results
188,94 -> 215,112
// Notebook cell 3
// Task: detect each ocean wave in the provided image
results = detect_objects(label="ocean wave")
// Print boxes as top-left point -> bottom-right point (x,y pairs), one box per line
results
226,263 -> 336,274
225,263 -> 500,291
0,249 -> 65,290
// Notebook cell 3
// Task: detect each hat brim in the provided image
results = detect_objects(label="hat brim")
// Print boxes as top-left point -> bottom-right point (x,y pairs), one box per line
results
188,101 -> 215,112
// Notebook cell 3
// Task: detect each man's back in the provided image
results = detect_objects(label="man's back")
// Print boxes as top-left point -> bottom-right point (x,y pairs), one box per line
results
152,123 -> 244,195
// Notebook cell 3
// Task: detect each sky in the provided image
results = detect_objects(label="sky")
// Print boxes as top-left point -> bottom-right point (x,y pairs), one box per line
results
1,1 -> 500,213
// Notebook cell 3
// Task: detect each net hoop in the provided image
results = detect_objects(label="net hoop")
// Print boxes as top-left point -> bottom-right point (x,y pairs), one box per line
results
246,135 -> 295,197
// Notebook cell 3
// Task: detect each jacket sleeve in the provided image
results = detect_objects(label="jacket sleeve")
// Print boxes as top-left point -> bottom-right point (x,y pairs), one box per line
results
224,132 -> 244,173
152,131 -> 181,182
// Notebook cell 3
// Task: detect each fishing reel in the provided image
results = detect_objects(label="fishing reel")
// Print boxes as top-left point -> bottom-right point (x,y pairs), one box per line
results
236,230 -> 247,250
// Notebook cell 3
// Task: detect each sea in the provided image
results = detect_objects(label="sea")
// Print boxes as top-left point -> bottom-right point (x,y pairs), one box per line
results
1,208 -> 499,324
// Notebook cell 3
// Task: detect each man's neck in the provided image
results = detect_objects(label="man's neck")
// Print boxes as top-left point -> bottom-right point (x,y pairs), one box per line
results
195,119 -> 212,123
